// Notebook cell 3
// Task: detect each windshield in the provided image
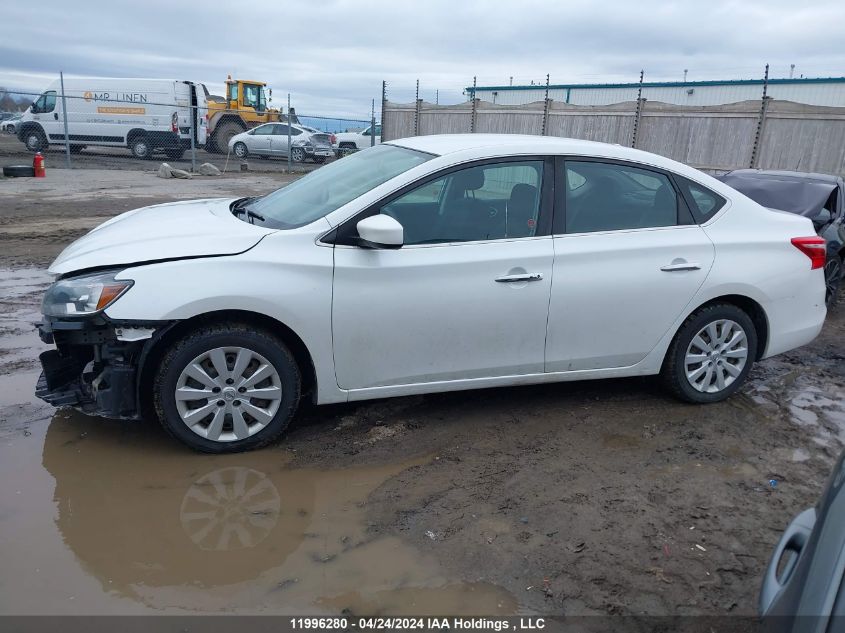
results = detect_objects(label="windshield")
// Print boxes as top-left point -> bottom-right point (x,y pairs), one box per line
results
244,144 -> 434,228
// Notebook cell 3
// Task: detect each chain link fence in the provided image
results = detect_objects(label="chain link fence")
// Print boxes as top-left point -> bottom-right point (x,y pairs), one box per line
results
0,79 -> 379,174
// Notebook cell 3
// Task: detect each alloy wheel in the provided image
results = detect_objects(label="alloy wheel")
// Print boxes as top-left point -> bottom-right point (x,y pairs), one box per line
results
174,346 -> 283,442
684,319 -> 748,393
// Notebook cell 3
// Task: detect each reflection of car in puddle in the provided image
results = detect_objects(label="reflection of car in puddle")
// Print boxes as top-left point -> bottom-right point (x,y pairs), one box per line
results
41,411 -> 517,614
42,411 -> 314,598
180,467 -> 281,551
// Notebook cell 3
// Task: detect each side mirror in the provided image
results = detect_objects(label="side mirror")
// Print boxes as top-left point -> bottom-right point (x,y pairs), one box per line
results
356,215 -> 403,249
812,208 -> 832,228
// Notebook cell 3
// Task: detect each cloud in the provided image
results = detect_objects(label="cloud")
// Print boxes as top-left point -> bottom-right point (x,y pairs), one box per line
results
1,0 -> 843,117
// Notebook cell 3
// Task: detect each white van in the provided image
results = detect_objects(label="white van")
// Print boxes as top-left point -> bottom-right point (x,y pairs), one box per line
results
17,77 -> 208,159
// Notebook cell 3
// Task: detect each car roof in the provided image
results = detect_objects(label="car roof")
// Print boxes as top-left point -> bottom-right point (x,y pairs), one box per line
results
389,134 -> 618,156
724,168 -> 843,185
386,134 -> 721,185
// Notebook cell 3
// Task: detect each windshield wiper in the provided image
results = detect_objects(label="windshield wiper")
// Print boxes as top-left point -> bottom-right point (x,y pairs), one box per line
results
230,197 -> 265,224
246,209 -> 265,224
231,196 -> 258,216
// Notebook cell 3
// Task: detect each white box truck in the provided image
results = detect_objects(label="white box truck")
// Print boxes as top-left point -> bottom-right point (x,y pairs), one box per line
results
17,77 -> 208,159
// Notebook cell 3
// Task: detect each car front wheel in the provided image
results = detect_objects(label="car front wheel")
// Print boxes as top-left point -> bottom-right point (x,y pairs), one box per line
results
233,141 -> 248,159
153,324 -> 301,453
661,303 -> 757,403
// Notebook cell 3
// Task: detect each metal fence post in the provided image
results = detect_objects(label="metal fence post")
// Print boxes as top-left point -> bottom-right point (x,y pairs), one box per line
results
59,72 -> 71,168
750,63 -> 770,168
631,70 -> 645,148
414,79 -> 420,136
371,99 -> 376,147
287,93 -> 292,174
381,80 -> 388,142
470,76 -> 478,133
189,102 -> 196,172
541,73 -> 551,135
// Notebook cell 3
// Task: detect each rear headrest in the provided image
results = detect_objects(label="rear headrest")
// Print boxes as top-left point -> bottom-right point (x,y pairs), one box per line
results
509,183 -> 538,207
451,168 -> 485,192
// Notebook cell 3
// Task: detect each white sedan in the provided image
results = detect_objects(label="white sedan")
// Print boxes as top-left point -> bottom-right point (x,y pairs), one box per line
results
36,135 -> 827,452
227,122 -> 333,163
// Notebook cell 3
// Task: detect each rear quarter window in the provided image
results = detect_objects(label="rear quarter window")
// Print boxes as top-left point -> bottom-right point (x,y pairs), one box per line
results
676,176 -> 726,223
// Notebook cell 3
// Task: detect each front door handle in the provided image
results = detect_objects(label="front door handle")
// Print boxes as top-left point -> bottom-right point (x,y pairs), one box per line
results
661,262 -> 701,272
495,273 -> 544,283
54,113 -> 59,120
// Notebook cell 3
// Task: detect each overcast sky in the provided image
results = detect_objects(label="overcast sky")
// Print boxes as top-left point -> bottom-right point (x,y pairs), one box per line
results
1,0 -> 844,118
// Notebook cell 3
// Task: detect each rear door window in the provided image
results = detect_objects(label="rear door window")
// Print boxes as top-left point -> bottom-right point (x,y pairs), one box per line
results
563,161 -> 679,233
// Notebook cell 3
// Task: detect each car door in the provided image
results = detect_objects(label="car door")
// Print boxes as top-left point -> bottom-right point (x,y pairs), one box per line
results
248,124 -> 274,155
545,158 -> 715,372
331,157 -> 555,391
270,124 -> 290,156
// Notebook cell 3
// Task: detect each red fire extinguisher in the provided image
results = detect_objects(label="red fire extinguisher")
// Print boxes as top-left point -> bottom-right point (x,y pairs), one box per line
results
33,152 -> 45,178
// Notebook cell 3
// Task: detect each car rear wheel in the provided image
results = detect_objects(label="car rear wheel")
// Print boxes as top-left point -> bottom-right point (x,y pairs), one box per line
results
824,255 -> 842,308
291,147 -> 305,163
129,136 -> 152,159
233,142 -> 248,159
661,303 -> 757,403
153,324 -> 301,453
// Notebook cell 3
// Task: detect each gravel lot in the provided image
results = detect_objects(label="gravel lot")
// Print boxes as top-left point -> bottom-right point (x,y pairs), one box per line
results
0,166 -> 843,617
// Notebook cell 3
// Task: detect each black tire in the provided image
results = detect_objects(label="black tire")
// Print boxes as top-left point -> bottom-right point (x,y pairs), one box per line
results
824,255 -> 842,308
3,165 -> 35,177
153,323 -> 301,453
165,148 -> 185,160
291,146 -> 305,163
24,129 -> 46,152
233,141 -> 248,159
661,303 -> 757,404
129,135 -> 152,160
213,122 -> 243,155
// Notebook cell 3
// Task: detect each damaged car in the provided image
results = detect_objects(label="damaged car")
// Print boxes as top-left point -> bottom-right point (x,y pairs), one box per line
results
717,169 -> 845,307
37,135 -> 828,452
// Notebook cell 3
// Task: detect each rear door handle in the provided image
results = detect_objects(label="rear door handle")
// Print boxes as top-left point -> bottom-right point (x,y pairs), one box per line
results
661,262 -> 701,272
495,273 -> 544,283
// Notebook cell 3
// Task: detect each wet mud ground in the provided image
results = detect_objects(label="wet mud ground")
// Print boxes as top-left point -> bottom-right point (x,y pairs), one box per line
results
1,170 -> 844,616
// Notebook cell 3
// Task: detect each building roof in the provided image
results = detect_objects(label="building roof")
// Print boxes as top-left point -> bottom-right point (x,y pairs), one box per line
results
469,77 -> 845,92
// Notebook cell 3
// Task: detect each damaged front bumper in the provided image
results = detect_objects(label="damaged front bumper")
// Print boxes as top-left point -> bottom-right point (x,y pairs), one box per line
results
35,316 -> 169,419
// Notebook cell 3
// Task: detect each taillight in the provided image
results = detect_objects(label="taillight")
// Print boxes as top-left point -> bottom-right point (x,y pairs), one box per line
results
171,111 -> 179,133
791,236 -> 826,270
330,134 -> 337,144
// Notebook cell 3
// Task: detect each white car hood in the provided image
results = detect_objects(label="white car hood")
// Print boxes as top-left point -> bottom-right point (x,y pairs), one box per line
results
49,198 -> 276,276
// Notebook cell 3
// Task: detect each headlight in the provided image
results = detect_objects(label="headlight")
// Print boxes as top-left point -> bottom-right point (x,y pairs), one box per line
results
42,271 -> 133,317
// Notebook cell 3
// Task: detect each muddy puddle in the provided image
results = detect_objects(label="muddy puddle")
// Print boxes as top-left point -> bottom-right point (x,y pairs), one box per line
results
0,405 -> 516,615
0,386 -> 516,616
